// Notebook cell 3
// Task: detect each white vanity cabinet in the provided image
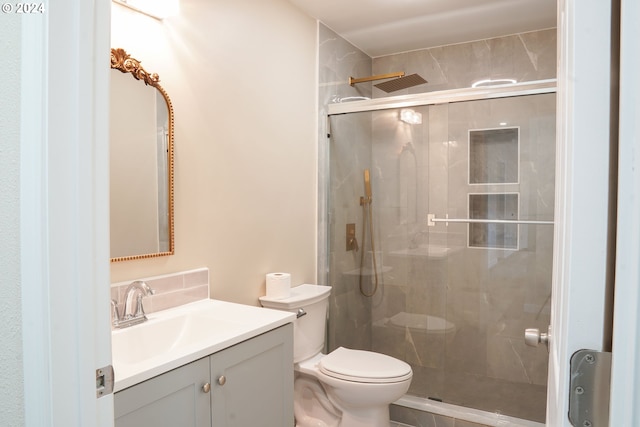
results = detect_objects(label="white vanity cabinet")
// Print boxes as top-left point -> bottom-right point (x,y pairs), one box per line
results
114,324 -> 293,427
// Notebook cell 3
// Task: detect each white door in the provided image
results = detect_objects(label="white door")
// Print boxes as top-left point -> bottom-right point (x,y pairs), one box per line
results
547,1 -> 617,425
20,1 -> 113,426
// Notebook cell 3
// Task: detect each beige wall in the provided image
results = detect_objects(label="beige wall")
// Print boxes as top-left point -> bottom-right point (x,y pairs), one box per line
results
110,0 -> 318,305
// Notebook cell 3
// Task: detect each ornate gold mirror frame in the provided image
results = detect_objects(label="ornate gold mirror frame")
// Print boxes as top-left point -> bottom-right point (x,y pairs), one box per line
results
110,48 -> 175,262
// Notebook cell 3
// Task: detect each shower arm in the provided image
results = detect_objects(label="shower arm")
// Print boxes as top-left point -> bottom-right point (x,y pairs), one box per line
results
349,72 -> 405,86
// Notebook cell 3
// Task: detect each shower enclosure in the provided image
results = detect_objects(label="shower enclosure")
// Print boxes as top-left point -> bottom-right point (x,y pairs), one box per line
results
324,82 -> 556,424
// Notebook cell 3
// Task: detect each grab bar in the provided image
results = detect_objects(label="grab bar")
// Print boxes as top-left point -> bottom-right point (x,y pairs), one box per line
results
427,214 -> 554,227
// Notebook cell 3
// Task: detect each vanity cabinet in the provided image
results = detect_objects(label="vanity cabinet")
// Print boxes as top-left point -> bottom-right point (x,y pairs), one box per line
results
114,357 -> 210,427
114,324 -> 293,427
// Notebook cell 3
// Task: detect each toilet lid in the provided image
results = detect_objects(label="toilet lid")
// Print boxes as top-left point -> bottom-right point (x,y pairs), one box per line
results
319,347 -> 412,383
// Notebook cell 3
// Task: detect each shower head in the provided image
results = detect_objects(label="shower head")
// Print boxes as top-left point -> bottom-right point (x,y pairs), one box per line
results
364,169 -> 372,199
349,72 -> 428,93
375,74 -> 427,93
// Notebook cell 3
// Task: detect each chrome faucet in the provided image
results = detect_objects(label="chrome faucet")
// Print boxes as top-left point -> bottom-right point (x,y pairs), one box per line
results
112,280 -> 155,328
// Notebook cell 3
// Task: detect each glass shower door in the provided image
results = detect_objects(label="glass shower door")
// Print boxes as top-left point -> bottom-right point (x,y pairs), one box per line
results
326,90 -> 556,424
435,93 -> 555,421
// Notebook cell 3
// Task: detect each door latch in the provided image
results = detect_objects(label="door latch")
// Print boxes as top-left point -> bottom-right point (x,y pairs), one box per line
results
96,365 -> 114,398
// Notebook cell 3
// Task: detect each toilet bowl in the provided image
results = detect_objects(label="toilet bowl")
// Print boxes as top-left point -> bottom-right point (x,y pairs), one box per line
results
260,285 -> 413,427
293,374 -> 341,427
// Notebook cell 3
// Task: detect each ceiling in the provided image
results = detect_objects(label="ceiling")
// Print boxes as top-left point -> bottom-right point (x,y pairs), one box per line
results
287,0 -> 557,57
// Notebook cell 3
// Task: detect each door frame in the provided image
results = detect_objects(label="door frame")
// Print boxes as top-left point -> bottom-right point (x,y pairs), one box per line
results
547,0 -> 617,425
609,0 -> 640,424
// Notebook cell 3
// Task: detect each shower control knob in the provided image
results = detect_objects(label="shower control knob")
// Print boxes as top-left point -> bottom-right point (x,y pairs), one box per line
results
525,327 -> 550,349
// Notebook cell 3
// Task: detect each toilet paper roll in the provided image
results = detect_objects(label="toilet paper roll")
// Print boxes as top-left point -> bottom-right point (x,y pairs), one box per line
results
266,272 -> 291,299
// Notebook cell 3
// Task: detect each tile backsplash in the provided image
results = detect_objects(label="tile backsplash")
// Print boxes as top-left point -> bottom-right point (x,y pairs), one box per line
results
111,268 -> 209,317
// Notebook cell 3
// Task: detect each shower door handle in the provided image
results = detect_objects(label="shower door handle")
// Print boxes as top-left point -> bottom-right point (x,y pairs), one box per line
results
525,326 -> 550,351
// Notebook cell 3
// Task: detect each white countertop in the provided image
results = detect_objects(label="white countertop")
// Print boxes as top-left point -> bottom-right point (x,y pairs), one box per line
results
112,299 -> 295,392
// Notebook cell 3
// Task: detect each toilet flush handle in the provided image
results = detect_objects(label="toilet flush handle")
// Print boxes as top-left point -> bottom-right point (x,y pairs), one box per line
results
296,308 -> 307,319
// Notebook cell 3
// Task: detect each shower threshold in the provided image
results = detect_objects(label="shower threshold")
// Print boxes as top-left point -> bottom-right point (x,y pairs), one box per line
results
393,395 -> 544,427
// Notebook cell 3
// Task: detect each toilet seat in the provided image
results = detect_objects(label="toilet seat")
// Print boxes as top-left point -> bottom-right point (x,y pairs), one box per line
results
319,347 -> 412,384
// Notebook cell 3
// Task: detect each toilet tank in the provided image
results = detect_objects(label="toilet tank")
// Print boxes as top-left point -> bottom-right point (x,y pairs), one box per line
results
259,284 -> 331,363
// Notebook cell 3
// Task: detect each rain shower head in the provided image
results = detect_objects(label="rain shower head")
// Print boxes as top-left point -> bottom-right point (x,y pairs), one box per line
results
349,72 -> 428,93
375,74 -> 427,93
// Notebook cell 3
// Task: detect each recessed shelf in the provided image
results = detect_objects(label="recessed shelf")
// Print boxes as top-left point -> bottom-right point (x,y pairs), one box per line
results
468,127 -> 519,185
468,193 -> 519,249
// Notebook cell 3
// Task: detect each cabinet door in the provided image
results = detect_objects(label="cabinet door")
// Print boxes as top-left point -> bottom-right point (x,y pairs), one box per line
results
211,324 -> 293,427
115,357 -> 211,427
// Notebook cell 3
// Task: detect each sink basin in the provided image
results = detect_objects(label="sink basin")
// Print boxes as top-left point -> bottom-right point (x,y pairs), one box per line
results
112,310 -> 245,365
111,298 -> 295,392
112,313 -> 186,365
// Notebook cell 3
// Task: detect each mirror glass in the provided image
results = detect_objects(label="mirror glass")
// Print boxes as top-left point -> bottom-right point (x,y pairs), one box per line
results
110,48 -> 174,262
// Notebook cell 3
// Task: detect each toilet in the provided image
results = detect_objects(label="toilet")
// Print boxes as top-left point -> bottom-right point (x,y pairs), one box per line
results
259,284 -> 412,427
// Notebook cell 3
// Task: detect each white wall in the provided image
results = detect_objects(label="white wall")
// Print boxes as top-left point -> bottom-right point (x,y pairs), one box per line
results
110,0 -> 318,305
0,12 -> 24,427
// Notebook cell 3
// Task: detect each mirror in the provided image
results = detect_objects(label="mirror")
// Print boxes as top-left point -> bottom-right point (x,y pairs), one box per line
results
110,48 -> 174,262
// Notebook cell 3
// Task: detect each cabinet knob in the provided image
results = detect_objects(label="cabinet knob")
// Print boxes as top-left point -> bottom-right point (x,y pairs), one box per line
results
217,376 -> 226,386
202,382 -> 211,393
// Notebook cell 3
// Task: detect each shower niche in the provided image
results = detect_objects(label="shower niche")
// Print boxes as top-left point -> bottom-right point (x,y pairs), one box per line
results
468,127 -> 519,185
468,193 -> 519,249
467,127 -> 520,250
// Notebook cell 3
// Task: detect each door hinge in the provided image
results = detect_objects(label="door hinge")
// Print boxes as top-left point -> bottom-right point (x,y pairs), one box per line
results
96,365 -> 114,398
569,349 -> 611,427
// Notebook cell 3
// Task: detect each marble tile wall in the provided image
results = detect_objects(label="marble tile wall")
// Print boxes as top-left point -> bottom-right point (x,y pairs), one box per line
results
110,268 -> 209,321
318,24 -> 375,351
372,29 -> 556,97
320,27 -> 556,424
